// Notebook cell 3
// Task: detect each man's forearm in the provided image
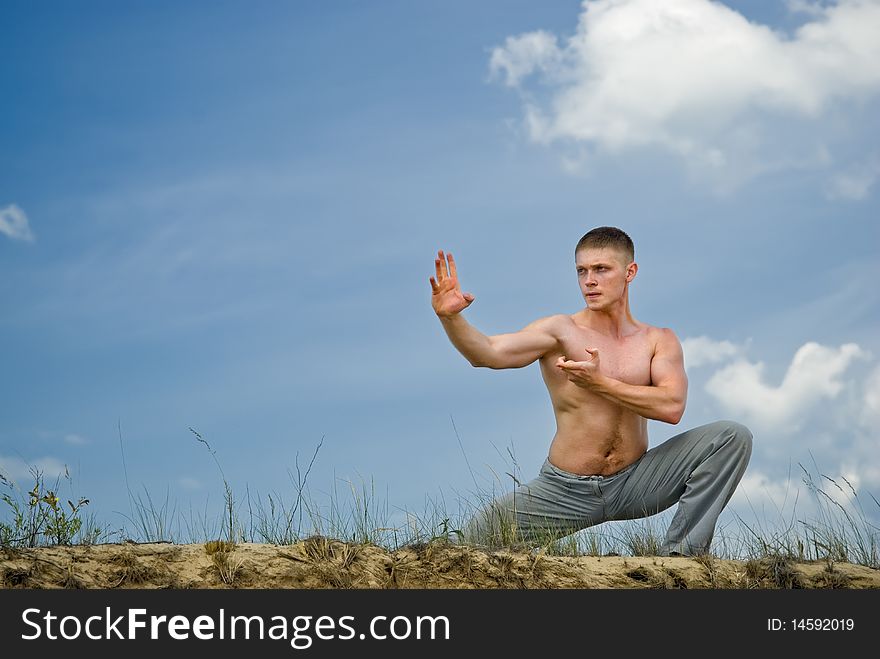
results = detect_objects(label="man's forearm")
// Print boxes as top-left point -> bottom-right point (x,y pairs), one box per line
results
437,313 -> 494,367
592,375 -> 685,424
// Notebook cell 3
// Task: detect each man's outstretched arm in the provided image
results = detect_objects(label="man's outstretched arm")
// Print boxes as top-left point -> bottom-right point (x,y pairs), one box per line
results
430,249 -> 559,369
439,314 -> 560,369
556,328 -> 688,424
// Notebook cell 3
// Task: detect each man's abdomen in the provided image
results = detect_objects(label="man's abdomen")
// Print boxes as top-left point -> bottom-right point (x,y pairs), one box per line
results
548,412 -> 648,476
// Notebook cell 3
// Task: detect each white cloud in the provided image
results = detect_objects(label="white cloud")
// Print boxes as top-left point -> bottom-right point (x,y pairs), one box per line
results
489,30 -> 562,88
681,335 -> 744,368
841,420 -> 880,492
786,0 -> 830,17
729,470 -> 800,519
490,0 -> 880,186
0,455 -> 67,486
63,433 -> 89,446
0,204 -> 34,242
860,363 -> 880,427
825,156 -> 880,200
705,341 -> 869,433
841,458 -> 880,491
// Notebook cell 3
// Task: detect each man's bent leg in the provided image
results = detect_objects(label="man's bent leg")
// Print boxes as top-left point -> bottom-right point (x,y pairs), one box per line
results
602,420 -> 752,556
456,459 -> 606,549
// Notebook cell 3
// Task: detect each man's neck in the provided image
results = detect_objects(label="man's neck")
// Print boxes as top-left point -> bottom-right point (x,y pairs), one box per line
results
579,296 -> 638,339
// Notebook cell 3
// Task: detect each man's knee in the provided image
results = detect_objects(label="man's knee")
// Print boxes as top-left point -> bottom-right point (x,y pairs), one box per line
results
710,420 -> 753,463
724,419 -> 752,446
707,419 -> 752,444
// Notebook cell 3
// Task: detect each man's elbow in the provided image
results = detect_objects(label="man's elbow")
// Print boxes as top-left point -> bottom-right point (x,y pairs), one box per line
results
471,358 -> 507,369
471,358 -> 520,370
664,411 -> 684,425
663,401 -> 686,425
467,354 -> 493,368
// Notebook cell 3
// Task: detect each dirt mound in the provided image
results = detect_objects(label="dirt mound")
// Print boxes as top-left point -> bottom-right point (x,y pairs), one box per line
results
2,539 -> 877,589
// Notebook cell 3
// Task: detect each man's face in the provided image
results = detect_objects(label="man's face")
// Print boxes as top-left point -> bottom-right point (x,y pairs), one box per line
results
575,247 -> 634,309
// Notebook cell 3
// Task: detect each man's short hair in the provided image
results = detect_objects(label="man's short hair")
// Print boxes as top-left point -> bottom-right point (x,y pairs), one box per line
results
575,226 -> 634,264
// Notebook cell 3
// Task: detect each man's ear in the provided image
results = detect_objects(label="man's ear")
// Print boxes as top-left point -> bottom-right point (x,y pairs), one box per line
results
626,262 -> 638,282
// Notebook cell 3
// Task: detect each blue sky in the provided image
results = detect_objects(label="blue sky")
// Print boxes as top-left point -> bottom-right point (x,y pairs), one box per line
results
2,0 -> 879,545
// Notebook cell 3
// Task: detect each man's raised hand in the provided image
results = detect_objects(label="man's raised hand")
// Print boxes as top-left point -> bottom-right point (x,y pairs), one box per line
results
430,250 -> 475,317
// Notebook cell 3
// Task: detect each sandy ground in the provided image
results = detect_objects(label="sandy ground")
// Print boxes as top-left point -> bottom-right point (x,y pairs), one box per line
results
2,538 -> 878,589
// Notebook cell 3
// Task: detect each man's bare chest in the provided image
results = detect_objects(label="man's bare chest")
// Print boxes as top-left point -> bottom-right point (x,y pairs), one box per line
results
556,326 -> 655,386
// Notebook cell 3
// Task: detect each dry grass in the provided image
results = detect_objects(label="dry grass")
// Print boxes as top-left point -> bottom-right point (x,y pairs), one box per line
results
3,438 -> 879,591
205,539 -> 245,586
108,550 -> 157,587
2,540 -> 879,589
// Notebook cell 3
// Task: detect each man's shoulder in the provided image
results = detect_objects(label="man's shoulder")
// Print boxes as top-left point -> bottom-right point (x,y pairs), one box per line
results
643,325 -> 684,355
538,313 -> 577,332
521,313 -> 573,339
528,313 -> 574,327
644,324 -> 680,339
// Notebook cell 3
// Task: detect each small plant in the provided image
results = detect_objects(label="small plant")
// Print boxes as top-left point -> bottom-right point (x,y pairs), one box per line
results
693,553 -> 724,588
2,469 -> 47,547
205,539 -> 243,585
191,427 -> 243,545
250,438 -> 324,545
744,554 -> 806,589
1,466 -> 90,547
109,551 -> 156,587
42,489 -> 89,546
431,517 -> 463,544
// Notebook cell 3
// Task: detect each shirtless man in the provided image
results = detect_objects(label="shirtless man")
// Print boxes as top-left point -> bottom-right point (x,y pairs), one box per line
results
429,226 -> 752,556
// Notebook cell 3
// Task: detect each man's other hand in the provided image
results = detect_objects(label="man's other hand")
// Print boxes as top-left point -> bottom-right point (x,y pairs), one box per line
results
556,348 -> 603,388
430,250 -> 475,317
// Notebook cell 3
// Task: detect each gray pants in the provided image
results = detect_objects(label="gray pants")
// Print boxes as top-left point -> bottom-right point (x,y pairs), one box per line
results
457,420 -> 752,556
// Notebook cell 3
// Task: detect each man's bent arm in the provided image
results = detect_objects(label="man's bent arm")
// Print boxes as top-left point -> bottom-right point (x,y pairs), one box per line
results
592,329 -> 688,424
591,377 -> 686,424
439,314 -> 560,369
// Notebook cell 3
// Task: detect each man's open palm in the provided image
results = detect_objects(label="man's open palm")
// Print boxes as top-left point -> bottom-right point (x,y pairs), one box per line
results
430,250 -> 475,317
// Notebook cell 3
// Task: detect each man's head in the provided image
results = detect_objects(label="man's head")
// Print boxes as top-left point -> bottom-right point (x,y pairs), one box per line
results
575,226 -> 634,265
574,226 -> 637,310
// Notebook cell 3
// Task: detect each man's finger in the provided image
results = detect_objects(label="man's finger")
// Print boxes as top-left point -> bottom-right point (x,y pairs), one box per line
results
448,252 -> 458,280
429,276 -> 439,293
435,253 -> 444,282
439,249 -> 450,279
